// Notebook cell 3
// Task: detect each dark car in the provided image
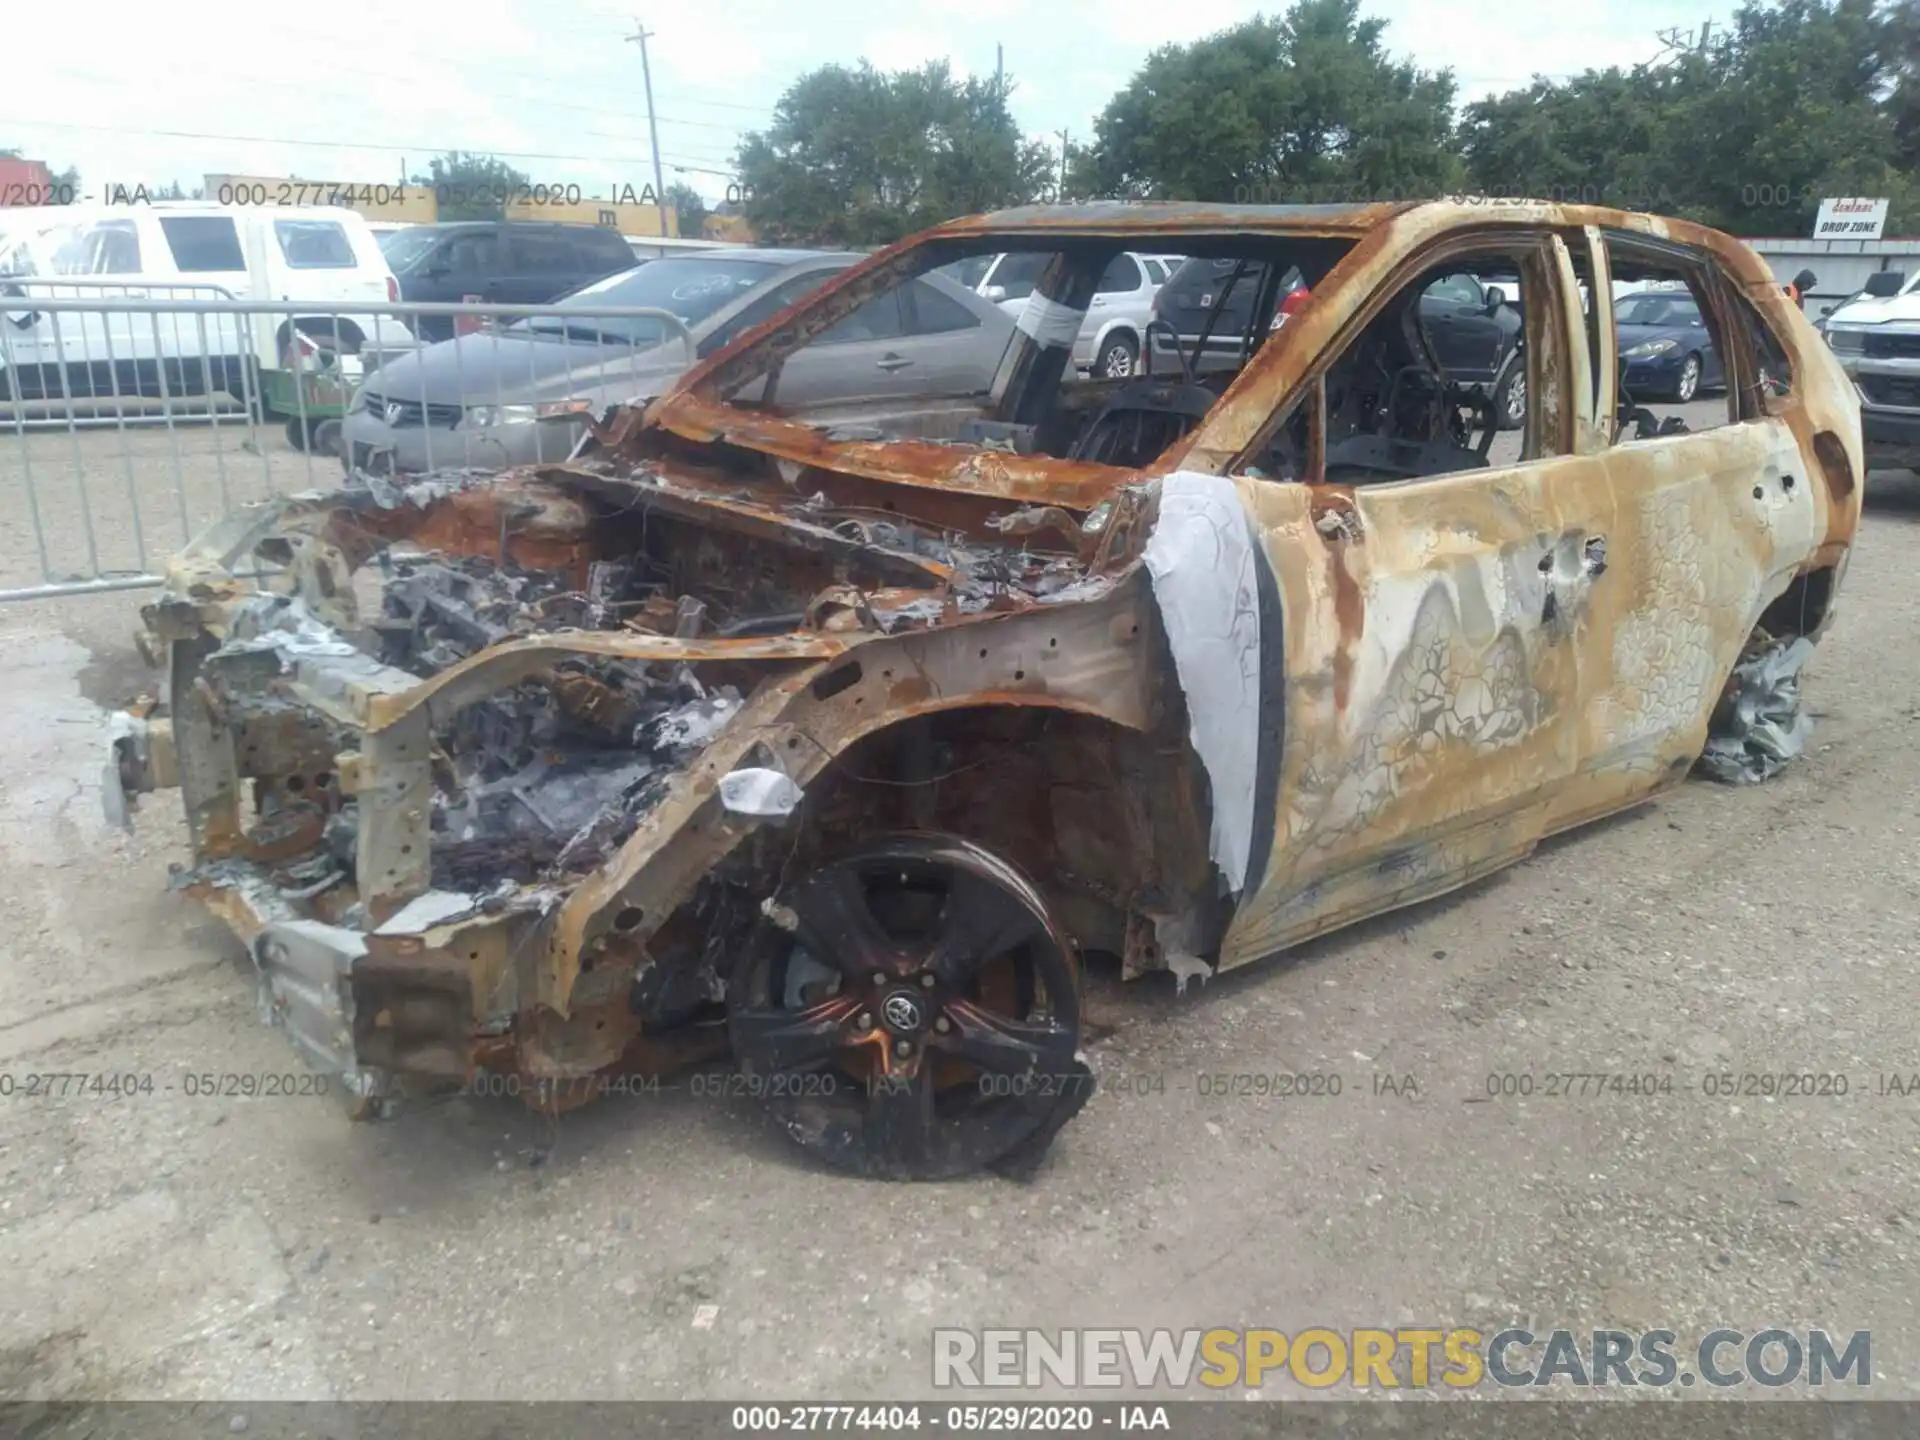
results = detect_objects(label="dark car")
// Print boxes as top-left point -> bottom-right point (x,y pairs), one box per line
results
379,222 -> 640,341
1148,256 -> 1294,374
1150,259 -> 1528,428
1614,289 -> 1723,402
1419,272 -> 1527,428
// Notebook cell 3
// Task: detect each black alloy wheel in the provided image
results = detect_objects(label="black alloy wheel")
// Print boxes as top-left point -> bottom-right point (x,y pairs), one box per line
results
727,834 -> 1091,1180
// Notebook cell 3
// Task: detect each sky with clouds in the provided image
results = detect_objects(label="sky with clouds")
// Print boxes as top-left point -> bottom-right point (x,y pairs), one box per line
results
3,0 -> 1731,206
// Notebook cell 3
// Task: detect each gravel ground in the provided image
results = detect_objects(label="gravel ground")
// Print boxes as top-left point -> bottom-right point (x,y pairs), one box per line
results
1,407 -> 1917,1406
0,417 -> 338,592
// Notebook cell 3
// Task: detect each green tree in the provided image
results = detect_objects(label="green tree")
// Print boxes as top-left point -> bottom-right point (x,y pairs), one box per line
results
1885,0 -> 1920,171
735,60 -> 1055,246
1462,0 -> 1917,235
1072,0 -> 1461,203
408,152 -> 531,220
1690,0 -> 1912,234
665,181 -> 709,238
1458,63 -> 1694,214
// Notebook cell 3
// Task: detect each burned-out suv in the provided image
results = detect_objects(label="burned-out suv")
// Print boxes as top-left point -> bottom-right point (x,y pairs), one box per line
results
109,202 -> 1860,1181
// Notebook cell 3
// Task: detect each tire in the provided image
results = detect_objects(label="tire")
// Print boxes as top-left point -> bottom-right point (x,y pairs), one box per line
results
727,833 -> 1091,1181
1673,352 -> 1701,403
1492,358 -> 1526,431
1094,332 -> 1139,380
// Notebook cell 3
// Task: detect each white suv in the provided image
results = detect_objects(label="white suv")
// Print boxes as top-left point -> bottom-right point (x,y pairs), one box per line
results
962,250 -> 1175,378
0,203 -> 414,406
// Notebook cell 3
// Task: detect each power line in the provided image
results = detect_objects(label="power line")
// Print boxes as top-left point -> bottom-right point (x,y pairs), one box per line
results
39,61 -> 757,135
0,115 -> 727,173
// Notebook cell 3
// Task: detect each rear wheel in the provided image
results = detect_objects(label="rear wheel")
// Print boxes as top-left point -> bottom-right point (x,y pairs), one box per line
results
727,834 -> 1090,1181
1095,332 -> 1139,379
1493,360 -> 1526,431
1674,352 -> 1702,403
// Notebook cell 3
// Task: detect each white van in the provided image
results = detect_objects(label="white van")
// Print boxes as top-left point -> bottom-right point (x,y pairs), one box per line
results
0,203 -> 415,408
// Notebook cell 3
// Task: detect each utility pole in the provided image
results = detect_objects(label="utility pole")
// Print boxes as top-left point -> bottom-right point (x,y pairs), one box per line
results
1056,128 -> 1070,203
1654,20 -> 1713,60
995,44 -> 1004,98
625,19 -> 671,237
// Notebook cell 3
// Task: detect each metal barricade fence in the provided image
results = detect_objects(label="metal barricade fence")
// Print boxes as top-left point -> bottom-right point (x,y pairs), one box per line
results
0,277 -> 257,429
0,295 -> 694,601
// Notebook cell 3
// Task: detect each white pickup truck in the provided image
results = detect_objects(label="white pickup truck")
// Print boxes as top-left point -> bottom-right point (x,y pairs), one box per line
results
1814,268 -> 1920,470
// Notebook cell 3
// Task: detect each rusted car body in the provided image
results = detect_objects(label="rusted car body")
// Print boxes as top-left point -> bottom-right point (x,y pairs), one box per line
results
110,202 -> 1862,1180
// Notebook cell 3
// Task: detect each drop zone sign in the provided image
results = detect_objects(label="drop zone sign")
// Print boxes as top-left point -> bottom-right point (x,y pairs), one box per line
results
1813,197 -> 1890,240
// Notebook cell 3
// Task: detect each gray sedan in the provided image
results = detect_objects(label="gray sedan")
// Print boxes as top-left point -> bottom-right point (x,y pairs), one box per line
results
342,250 -> 1015,473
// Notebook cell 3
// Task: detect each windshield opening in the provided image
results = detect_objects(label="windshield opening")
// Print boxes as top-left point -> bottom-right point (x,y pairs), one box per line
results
378,226 -> 445,272
518,257 -> 783,345
684,233 -> 1356,478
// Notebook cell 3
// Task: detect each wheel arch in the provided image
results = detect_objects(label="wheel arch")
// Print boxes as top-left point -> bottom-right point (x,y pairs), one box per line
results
776,698 -> 1220,967
1690,557 -> 1843,783
1092,320 -> 1139,356
553,588 -> 1231,1007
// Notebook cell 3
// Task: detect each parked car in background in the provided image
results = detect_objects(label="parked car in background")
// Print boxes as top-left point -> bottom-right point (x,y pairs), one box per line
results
1150,258 -> 1527,428
380,222 -> 639,342
343,250 -> 1015,473
1075,252 -> 1172,378
949,250 -> 1172,377
0,203 -> 413,409
1149,256 -> 1284,375
1420,271 -> 1527,428
624,236 -> 748,263
1613,288 -> 1723,402
1818,266 -> 1920,470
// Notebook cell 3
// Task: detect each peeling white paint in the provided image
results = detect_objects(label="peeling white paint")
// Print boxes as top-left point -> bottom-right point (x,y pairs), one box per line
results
1143,472 -> 1264,894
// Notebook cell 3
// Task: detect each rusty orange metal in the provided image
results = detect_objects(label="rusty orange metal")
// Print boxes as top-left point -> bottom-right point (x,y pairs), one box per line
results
113,199 -> 1859,1158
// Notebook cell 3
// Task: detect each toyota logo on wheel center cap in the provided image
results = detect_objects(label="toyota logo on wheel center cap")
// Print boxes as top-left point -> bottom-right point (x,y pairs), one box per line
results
880,991 -> 925,1034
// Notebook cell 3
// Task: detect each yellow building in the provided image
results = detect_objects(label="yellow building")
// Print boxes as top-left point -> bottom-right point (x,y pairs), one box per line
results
502,195 -> 675,239
704,212 -> 756,243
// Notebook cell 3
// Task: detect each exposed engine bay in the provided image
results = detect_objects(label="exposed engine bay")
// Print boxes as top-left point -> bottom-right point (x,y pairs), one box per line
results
109,429 -> 1213,1181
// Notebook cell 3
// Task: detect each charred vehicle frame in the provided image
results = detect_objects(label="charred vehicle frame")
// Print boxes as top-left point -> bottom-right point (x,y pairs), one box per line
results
109,202 -> 1863,1181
